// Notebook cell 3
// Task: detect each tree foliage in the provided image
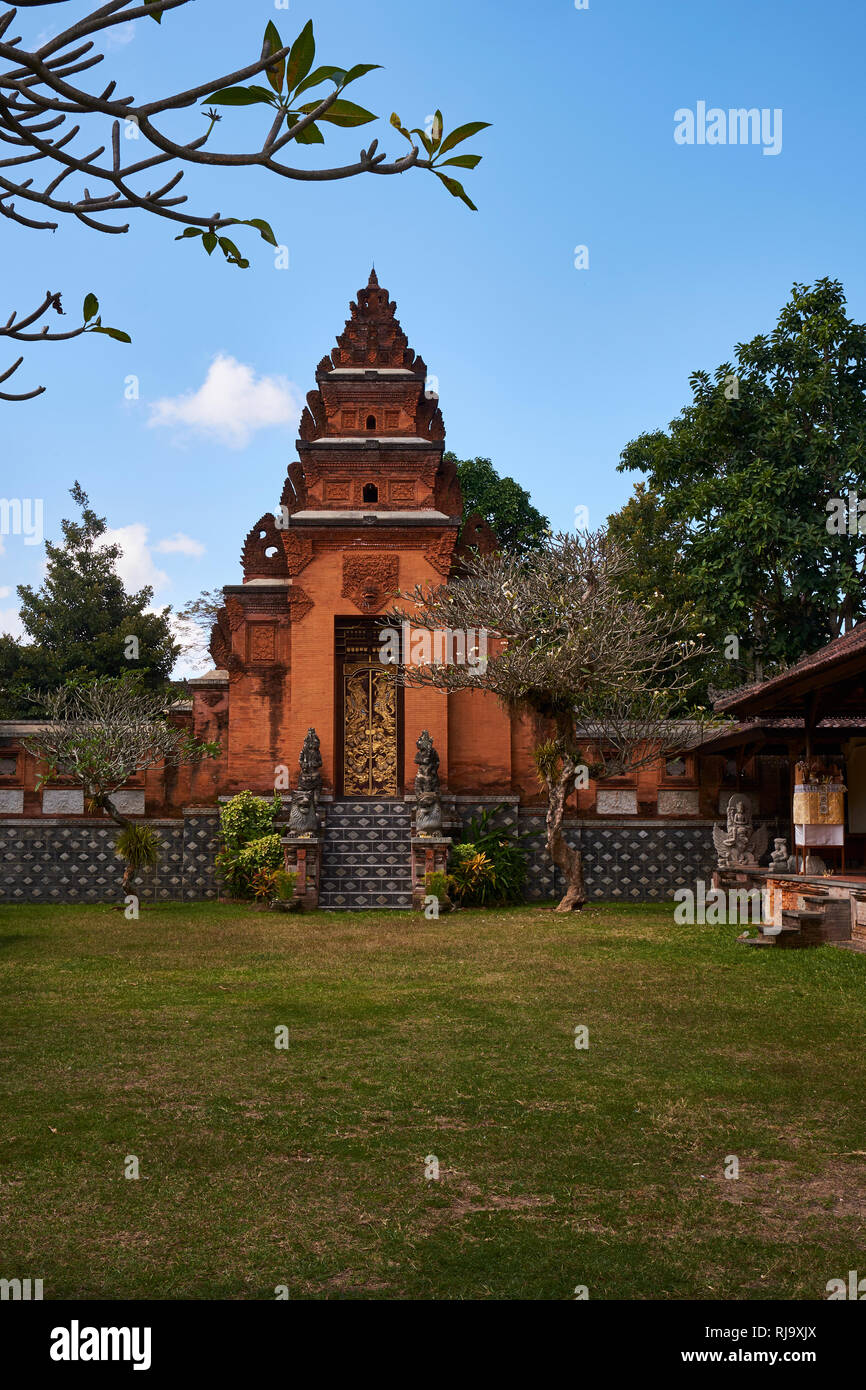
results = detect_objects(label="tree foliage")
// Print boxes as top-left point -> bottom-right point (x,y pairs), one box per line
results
449,453 -> 549,559
0,1 -> 489,398
21,675 -> 219,827
0,483 -> 179,716
615,278 -> 866,683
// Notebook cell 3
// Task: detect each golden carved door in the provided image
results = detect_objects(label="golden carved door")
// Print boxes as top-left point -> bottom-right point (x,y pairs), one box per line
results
342,660 -> 398,797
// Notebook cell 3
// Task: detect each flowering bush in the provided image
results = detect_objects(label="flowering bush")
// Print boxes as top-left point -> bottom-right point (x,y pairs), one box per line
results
216,790 -> 283,898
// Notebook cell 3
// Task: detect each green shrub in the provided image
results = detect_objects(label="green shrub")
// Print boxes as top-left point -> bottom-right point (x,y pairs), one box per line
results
448,845 -> 497,907
216,791 -> 284,899
218,790 -> 281,853
273,869 -> 298,901
114,822 -> 162,895
450,805 -> 528,906
425,870 -> 452,911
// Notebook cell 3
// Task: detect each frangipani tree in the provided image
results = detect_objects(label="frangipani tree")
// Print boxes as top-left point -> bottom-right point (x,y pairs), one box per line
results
386,530 -> 710,912
22,676 -> 219,894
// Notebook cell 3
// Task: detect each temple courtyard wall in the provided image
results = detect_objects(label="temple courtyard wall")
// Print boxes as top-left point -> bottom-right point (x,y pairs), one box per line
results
0,805 -> 783,907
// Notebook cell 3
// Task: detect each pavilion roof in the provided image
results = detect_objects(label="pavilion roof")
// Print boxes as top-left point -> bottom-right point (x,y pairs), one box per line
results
712,623 -> 866,720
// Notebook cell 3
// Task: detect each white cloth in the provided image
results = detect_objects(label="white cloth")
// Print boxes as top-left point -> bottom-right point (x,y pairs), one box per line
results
794,824 -> 844,846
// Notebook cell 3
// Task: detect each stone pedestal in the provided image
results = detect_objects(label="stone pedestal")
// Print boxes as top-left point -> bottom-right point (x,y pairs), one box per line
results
281,835 -> 321,910
410,835 -> 452,909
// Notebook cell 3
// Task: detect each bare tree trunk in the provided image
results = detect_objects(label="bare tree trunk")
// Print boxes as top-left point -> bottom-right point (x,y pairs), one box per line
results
545,763 -> 586,912
95,794 -> 134,897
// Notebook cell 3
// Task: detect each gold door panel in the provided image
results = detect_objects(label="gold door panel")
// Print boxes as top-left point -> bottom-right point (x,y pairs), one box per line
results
343,661 -> 398,797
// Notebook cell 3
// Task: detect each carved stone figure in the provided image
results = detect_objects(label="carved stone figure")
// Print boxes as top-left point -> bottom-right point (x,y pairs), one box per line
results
414,729 -> 443,835
769,838 -> 789,871
287,789 -> 317,837
712,793 -> 768,868
297,727 -> 323,797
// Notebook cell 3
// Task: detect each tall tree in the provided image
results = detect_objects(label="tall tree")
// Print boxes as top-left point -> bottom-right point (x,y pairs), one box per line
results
449,453 -> 549,558
0,482 -> 178,715
0,1 -> 489,398
616,278 -> 866,682
385,530 -> 705,912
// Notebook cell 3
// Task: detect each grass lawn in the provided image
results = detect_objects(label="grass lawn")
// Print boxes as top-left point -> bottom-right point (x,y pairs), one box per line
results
1,899 -> 865,1301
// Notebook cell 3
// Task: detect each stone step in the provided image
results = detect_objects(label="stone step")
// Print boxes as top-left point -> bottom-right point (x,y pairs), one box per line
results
319,800 -> 414,910
322,828 -> 411,844
319,890 -> 414,910
321,872 -> 412,888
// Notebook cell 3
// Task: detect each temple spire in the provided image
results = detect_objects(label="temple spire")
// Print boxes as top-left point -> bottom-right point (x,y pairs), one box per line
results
367,266 -> 379,287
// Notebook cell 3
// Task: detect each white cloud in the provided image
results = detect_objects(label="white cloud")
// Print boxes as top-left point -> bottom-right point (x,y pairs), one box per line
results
148,354 -> 302,449
105,21 -> 136,48
101,524 -> 169,594
0,585 -> 10,600
156,532 -> 206,557
0,606 -> 24,641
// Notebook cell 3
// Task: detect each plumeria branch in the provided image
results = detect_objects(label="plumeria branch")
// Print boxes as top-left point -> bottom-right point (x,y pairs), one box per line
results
0,1 -> 489,394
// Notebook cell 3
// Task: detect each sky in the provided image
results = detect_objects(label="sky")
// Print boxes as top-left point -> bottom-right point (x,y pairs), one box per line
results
3,0 -> 866,670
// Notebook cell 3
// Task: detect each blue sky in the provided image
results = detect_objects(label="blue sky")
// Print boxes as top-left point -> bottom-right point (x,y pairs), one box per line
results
3,0 -> 866,666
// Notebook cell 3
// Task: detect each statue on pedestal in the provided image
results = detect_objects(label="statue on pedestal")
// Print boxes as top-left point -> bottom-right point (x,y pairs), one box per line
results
713,793 -> 768,869
414,729 -> 443,836
287,728 -> 322,837
298,727 -> 323,797
287,789 -> 317,837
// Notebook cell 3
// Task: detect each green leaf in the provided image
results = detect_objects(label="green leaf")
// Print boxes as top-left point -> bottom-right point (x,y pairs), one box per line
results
144,0 -> 162,22
433,170 -> 478,212
175,226 -> 204,240
303,98 -> 376,127
436,120 -> 491,157
341,63 -> 382,86
82,293 -> 99,323
390,111 -> 413,143
294,65 -> 346,97
292,121 -> 325,144
262,22 -> 285,95
218,237 -> 250,267
89,326 -> 132,343
205,86 -> 276,107
234,218 -> 279,247
410,127 -> 434,156
439,153 -> 482,169
284,20 -> 316,94
431,109 -> 444,148
202,232 -> 218,255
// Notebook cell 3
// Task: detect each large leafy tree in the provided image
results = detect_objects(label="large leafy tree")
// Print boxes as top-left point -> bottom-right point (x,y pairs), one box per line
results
0,1 -> 489,398
615,279 -> 866,682
0,482 -> 178,715
449,453 -> 549,558
385,530 -> 705,912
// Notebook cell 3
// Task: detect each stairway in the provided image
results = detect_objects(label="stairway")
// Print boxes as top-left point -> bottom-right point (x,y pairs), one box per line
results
318,800 -> 414,910
740,892 -> 852,948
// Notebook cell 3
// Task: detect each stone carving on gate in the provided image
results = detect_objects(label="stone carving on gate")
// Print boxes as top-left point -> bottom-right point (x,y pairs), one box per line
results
281,531 -> 313,576
341,554 -> 399,614
424,532 -> 458,577
286,587 -> 314,624
241,514 -> 289,580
